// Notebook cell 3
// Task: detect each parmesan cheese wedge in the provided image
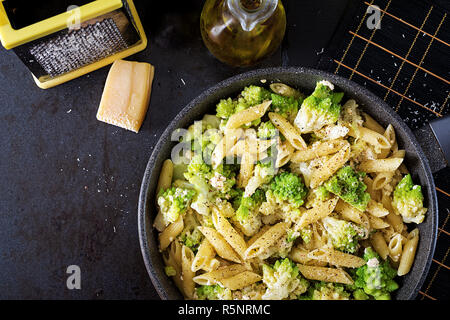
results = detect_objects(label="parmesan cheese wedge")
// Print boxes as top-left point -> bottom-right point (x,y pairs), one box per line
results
97,59 -> 154,133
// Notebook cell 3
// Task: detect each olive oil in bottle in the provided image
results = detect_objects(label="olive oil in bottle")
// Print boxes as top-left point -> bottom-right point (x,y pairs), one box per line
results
200,0 -> 286,67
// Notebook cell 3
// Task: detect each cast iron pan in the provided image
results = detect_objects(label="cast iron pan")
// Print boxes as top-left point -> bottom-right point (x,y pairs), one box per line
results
138,67 -> 447,300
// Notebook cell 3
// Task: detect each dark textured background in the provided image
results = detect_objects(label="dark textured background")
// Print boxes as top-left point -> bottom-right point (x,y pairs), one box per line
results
0,0 -> 447,300
0,0 -> 350,299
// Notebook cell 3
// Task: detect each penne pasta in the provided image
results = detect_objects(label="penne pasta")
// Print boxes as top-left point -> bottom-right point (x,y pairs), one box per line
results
220,270 -> 262,290
297,264 -> 354,285
212,207 -> 247,260
307,247 -> 366,268
362,112 -> 385,134
275,139 -> 295,168
268,112 -> 307,150
159,215 -> 184,251
366,199 -> 390,217
335,200 -> 362,224
309,142 -> 350,188
192,238 -> 220,272
349,126 -> 391,150
397,228 -> 419,276
198,226 -> 242,263
226,100 -> 272,130
388,233 -> 404,262
181,245 -> 196,299
245,222 -> 290,259
370,231 -> 389,260
270,83 -> 302,99
193,264 -> 248,286
211,128 -> 243,168
295,197 -> 338,229
291,139 -> 347,163
358,158 -> 403,173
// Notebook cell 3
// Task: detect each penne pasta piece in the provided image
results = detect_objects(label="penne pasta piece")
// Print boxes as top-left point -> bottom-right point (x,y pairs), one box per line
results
268,112 -> 307,150
211,128 -> 243,168
372,171 -> 394,190
370,231 -> 389,260
297,264 -> 354,285
198,227 -> 242,263
163,241 -> 185,296
362,112 -> 385,134
368,215 -> 390,229
309,142 -> 350,188
226,100 -> 272,130
270,83 -> 302,99
247,225 -> 272,247
245,222 -> 290,259
335,199 -> 362,224
349,126 -> 391,150
397,228 -> 419,276
289,246 -> 313,264
358,158 -> 403,173
366,199 -> 390,217
181,245 -> 196,299
159,215 -> 184,251
227,137 -> 276,157
212,207 -> 247,260
275,139 -> 295,168
307,247 -> 366,268
388,233 -> 404,262
153,210 -> 166,232
220,271 -> 262,290
385,211 -> 404,233
295,197 -> 338,229
192,238 -> 219,272
156,159 -> 174,197
237,152 -> 255,188
193,264 -> 248,286
291,139 -> 347,163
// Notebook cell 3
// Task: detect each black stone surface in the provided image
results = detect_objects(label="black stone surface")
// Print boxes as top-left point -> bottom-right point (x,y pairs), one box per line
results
0,0 -> 349,299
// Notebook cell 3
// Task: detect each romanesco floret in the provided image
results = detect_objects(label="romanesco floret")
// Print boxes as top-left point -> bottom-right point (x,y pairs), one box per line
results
392,174 -> 427,224
268,172 -> 308,208
299,225 -> 313,244
164,266 -> 176,277
262,258 -> 308,300
270,93 -> 301,121
209,164 -> 237,194
353,247 -> 399,300
235,189 -> 265,222
179,228 -> 203,252
257,121 -> 278,139
324,165 -> 371,211
240,85 -> 271,106
196,285 -> 232,300
157,186 -> 196,224
184,154 -> 212,194
322,216 -> 367,253
294,80 -> 343,133
216,98 -> 235,119
244,161 -> 276,197
300,282 -> 351,300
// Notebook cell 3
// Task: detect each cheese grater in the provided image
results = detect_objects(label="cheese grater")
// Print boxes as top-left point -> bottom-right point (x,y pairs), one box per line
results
0,0 -> 147,89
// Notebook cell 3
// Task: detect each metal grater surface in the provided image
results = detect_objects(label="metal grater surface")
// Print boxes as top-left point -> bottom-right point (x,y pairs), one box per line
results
29,18 -> 128,77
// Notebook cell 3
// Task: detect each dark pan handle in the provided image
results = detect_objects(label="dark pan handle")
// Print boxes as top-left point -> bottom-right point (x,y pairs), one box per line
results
414,116 -> 450,173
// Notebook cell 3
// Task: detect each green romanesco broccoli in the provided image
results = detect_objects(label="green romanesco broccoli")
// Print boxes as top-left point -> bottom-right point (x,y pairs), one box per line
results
270,93 -> 301,121
235,188 -> 265,222
257,121 -> 278,139
324,165 -> 371,211
392,174 -> 427,224
322,216 -> 367,253
244,161 -> 277,197
179,227 -> 203,252
215,86 -> 271,127
262,258 -> 309,300
352,247 -> 399,300
195,285 -> 232,300
164,266 -> 176,277
268,172 -> 308,208
157,186 -> 196,224
184,154 -> 212,194
299,281 -> 351,300
240,85 -> 272,106
294,80 -> 343,133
